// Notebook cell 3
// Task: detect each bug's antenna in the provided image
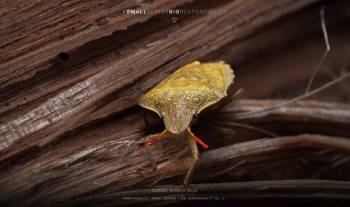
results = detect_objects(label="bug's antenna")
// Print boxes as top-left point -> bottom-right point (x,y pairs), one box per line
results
305,5 -> 330,93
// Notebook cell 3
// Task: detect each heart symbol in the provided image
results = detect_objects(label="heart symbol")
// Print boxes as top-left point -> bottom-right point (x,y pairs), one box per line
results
172,17 -> 178,23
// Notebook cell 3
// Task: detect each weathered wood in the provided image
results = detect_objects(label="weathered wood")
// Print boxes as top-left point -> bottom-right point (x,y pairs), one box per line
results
0,0 -> 319,161
0,0 -> 193,122
206,0 -> 350,100
0,0 -> 192,88
2,133 -> 350,205
1,0 -> 350,206
0,100 -> 349,205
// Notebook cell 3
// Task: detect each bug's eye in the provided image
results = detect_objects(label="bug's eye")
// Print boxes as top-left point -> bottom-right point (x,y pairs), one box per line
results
192,110 -> 198,117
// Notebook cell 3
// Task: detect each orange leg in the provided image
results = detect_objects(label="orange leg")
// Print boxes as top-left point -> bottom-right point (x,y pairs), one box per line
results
143,129 -> 168,145
184,133 -> 199,187
143,129 -> 168,170
187,128 -> 209,149
183,128 -> 208,186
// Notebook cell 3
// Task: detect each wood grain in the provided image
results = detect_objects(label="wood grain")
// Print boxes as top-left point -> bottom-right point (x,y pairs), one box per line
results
1,0 -> 350,206
0,0 -> 319,160
0,100 -> 349,205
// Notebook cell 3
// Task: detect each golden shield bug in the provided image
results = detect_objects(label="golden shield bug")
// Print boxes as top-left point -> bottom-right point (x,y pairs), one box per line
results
138,60 -> 234,186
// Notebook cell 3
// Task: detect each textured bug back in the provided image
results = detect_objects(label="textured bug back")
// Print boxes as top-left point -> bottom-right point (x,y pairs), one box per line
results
139,61 -> 234,133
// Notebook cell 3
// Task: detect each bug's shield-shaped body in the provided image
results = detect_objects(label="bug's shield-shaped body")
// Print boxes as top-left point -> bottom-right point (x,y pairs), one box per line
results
139,61 -> 234,134
139,61 -> 234,186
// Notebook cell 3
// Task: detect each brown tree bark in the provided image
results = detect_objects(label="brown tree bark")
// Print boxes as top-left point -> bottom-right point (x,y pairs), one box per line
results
1,0 -> 350,206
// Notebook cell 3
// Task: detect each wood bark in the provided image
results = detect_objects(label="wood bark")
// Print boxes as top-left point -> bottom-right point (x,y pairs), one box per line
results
1,0 -> 350,206
0,0 -> 320,160
1,100 -> 350,205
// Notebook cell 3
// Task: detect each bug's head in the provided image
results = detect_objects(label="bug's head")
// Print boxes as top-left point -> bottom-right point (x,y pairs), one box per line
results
161,103 -> 195,134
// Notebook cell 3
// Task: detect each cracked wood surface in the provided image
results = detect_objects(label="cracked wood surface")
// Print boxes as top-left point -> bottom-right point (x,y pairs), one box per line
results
0,100 -> 349,204
0,0 -> 192,87
1,0 -> 350,206
0,0 -> 319,160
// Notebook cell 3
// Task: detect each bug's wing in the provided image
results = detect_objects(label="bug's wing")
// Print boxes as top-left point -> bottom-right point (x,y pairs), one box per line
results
197,62 -> 234,112
201,61 -> 235,93
138,61 -> 234,116
166,61 -> 234,112
138,62 -> 201,116
161,61 -> 234,94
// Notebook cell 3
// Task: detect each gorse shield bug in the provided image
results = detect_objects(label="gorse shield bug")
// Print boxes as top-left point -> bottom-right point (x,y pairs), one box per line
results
139,61 -> 234,186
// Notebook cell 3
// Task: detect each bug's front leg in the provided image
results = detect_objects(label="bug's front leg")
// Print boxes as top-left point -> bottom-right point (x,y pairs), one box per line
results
143,129 -> 168,171
144,144 -> 157,171
183,132 -> 199,187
